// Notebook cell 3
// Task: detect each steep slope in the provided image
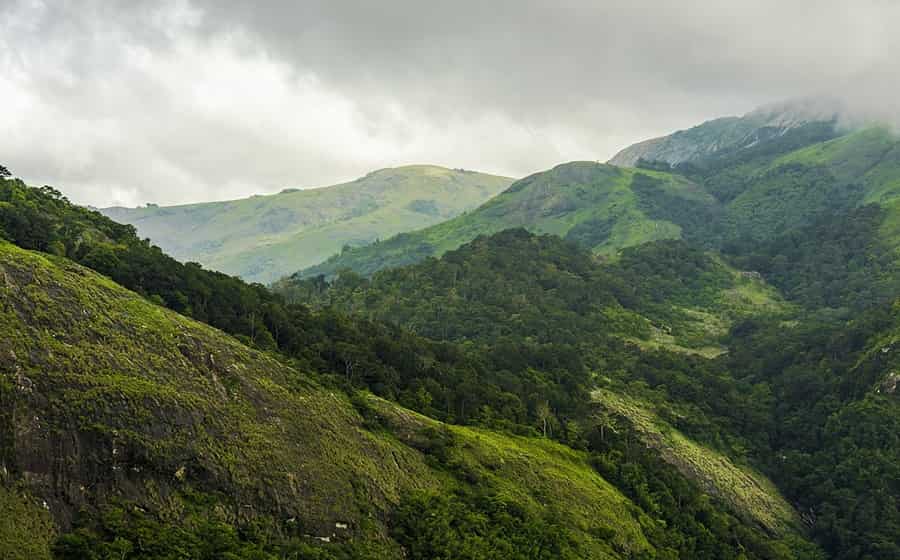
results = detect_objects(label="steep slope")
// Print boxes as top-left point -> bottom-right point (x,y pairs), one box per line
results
0,177 -> 828,558
608,118 -> 900,311
608,98 -> 842,167
721,308 -> 900,559
0,239 -> 661,558
101,165 -> 512,283
298,162 -> 718,278
684,126 -> 900,310
591,388 -> 800,536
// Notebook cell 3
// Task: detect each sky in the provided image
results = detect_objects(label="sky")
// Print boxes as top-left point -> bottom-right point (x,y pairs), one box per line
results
2,0 -> 899,207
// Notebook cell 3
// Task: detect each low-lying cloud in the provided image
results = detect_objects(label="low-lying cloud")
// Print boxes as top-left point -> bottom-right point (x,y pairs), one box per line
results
2,0 -> 899,206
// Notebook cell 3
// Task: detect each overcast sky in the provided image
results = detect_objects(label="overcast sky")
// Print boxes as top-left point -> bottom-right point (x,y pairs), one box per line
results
2,0 -> 899,207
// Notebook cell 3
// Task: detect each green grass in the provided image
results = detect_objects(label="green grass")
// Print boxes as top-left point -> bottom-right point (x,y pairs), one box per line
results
366,396 -> 654,559
590,389 -> 801,536
101,165 -> 513,283
0,240 -> 669,557
301,162 -> 716,278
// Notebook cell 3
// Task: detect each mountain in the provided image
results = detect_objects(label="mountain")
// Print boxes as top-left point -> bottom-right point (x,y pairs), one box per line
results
300,120 -> 900,315
101,165 -> 513,284
607,97 -> 844,167
4,97 -> 900,559
298,161 -> 718,278
0,239 -> 652,558
279,225 -> 900,560
0,177 -> 816,559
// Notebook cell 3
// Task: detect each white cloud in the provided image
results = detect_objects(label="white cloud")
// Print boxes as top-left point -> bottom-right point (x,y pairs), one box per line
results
3,0 -> 900,206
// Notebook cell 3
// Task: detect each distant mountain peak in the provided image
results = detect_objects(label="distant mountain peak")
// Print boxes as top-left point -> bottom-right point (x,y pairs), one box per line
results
609,96 -> 843,168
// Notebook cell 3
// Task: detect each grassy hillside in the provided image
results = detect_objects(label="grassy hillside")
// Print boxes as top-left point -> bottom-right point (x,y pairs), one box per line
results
591,389 -> 800,535
0,239 -> 663,558
299,162 -> 718,278
101,165 -> 512,283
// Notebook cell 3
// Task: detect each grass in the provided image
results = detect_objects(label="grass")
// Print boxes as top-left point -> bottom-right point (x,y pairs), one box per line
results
366,395 -> 654,559
101,165 -> 513,283
302,162 -> 717,278
591,389 -> 801,535
0,239 -> 669,557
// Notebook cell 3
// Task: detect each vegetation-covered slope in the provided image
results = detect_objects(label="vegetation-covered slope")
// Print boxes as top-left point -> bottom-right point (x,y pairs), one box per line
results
720,310 -> 900,559
675,126 -> 900,310
298,162 -> 717,278
0,239 -> 660,559
281,229 -> 783,354
1,175 -> 819,559
101,165 -> 512,283
0,236 -> 816,560
8,97 -> 900,559
282,221 -> 900,559
607,98 -> 841,167
590,389 -> 800,535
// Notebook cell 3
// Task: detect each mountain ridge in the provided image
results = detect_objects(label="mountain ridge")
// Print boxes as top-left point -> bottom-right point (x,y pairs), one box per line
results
608,97 -> 845,167
101,165 -> 513,284
296,161 -> 716,279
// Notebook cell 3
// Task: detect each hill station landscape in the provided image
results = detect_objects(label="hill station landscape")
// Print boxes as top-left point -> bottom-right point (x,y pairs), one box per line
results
1,2 -> 898,559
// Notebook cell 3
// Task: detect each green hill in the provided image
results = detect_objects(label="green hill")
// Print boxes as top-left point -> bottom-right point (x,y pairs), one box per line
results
295,120 -> 900,312
7,96 -> 900,559
298,162 -> 718,278
0,239 -> 806,560
280,219 -> 900,559
0,175 -> 817,559
101,165 -> 512,284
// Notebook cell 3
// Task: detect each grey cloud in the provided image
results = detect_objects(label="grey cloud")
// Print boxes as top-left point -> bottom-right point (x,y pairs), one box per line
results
2,0 -> 900,206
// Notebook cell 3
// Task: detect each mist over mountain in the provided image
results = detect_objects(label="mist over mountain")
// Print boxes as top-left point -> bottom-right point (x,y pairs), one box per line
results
3,2 -> 900,558
4,92 -> 900,558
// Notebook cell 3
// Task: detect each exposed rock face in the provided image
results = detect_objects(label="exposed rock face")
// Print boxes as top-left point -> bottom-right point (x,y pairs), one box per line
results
609,97 -> 843,168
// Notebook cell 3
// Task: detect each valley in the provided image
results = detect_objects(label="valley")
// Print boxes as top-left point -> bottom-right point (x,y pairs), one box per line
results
1,99 -> 898,559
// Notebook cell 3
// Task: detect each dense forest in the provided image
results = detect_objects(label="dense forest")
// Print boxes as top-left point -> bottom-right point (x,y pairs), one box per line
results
2,161 -> 899,560
278,222 -> 900,557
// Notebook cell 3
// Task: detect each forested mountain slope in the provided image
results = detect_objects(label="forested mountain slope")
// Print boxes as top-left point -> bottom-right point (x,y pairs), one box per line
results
281,225 -> 900,560
101,165 -> 512,283
6,97 -> 900,558
281,230 -> 783,355
0,177 -> 818,559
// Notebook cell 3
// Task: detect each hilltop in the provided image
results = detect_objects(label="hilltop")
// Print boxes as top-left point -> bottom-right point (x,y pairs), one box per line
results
102,165 -> 512,283
607,97 -> 843,167
298,162 -> 717,278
